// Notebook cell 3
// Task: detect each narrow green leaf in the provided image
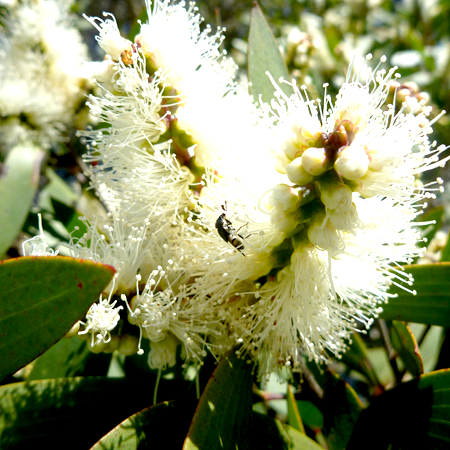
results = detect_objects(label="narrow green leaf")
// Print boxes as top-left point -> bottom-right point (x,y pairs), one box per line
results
287,384 -> 305,433
366,347 -> 394,386
183,349 -> 253,450
381,263 -> 450,326
296,401 -> 324,430
391,321 -> 424,377
0,377 -> 154,449
0,142 -> 45,256
251,412 -> 324,450
0,256 -> 115,381
39,168 -> 78,212
323,372 -> 364,450
248,2 -> 291,104
91,400 -> 195,450
340,333 -> 380,387
348,369 -> 450,449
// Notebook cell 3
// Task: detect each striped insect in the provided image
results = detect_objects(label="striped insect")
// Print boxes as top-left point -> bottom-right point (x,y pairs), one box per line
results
215,202 -> 247,256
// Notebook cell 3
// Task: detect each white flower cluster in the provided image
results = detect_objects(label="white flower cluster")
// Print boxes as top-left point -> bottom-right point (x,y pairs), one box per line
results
69,1 -> 447,375
0,0 -> 88,151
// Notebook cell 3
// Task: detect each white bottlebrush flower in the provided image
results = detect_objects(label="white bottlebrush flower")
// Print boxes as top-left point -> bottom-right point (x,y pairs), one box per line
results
0,0 -> 89,150
78,0 -> 448,376
174,55 -> 448,374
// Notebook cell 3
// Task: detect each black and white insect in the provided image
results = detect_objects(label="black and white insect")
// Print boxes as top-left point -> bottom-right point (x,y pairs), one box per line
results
215,202 -> 247,256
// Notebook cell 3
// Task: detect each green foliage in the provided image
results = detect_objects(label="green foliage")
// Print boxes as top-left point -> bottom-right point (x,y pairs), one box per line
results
0,143 -> 44,257
322,372 -> 364,450
381,263 -> 450,326
0,256 -> 115,381
248,3 -> 291,104
183,349 -> 253,450
347,369 -> 450,449
91,401 -> 196,450
391,321 -> 424,377
0,377 -> 154,449
287,384 -> 305,433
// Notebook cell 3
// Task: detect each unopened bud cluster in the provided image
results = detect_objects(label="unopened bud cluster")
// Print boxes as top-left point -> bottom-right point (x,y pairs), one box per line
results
269,120 -> 382,258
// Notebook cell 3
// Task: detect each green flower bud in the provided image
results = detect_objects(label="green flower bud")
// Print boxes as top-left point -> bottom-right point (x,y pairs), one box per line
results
301,147 -> 329,176
286,157 -> 315,185
334,144 -> 370,180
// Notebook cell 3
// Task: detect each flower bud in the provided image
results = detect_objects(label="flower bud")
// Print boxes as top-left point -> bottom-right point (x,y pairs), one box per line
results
148,334 -> 179,369
291,115 -> 322,148
328,203 -> 359,231
308,216 -> 342,254
118,334 -> 140,355
286,158 -> 315,185
270,184 -> 299,212
64,321 -> 81,338
358,171 -> 378,198
270,208 -> 298,233
334,145 -> 370,180
320,182 -> 353,213
301,147 -> 329,176
283,133 -> 303,161
87,339 -> 106,354
366,146 -> 384,172
103,335 -> 120,353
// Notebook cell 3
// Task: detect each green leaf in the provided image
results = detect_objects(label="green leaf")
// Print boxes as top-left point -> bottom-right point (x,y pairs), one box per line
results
0,377 -> 154,449
91,404 -> 324,450
391,321 -> 424,377
296,401 -> 324,430
340,333 -> 380,387
39,168 -> 78,212
381,263 -> 450,326
27,336 -> 112,380
323,372 -> 364,450
347,369 -> 450,449
366,347 -> 394,386
251,412 -> 324,450
0,142 -> 45,257
91,400 -> 195,449
182,349 -> 253,450
440,232 -> 450,262
248,2 -> 291,104
0,256 -> 115,381
50,199 -> 88,241
28,336 -> 89,380
287,384 -> 305,433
